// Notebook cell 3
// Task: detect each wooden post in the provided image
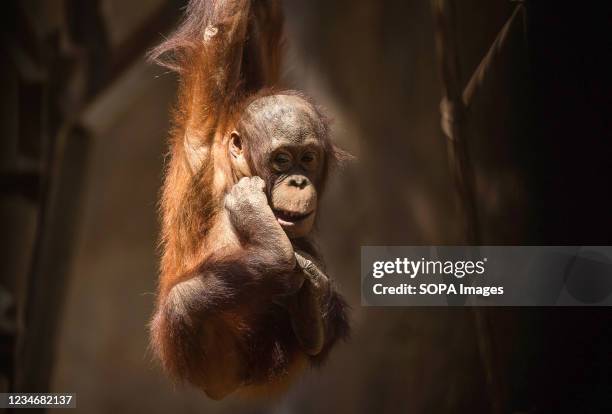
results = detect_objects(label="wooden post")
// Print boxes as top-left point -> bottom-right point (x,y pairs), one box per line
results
431,0 -> 481,245
431,2 -> 510,414
16,125 -> 92,394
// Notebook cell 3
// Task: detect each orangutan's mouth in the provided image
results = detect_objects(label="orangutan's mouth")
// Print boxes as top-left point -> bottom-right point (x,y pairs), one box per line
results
273,209 -> 314,225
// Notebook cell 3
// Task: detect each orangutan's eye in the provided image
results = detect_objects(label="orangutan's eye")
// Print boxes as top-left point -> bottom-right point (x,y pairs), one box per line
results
272,152 -> 292,170
301,152 -> 316,164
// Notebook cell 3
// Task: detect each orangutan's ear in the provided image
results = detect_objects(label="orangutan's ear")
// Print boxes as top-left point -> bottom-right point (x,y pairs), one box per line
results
229,131 -> 251,178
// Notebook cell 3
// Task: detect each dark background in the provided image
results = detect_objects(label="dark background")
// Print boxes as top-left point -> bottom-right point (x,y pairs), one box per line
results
1,0 -> 610,413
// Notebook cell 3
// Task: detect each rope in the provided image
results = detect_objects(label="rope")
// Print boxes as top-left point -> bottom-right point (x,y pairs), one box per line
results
462,4 -> 525,108
432,2 -> 528,414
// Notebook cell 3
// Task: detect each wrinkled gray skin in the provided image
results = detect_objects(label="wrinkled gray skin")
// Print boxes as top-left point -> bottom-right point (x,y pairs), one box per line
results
225,176 -> 330,355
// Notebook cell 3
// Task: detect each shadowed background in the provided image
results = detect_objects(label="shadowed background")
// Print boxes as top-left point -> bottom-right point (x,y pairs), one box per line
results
1,1 -> 611,413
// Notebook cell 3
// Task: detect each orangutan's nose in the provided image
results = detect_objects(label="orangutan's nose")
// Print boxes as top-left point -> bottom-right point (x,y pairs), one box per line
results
288,175 -> 309,189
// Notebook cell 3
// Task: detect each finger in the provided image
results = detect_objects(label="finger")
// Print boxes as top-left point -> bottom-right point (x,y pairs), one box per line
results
251,176 -> 266,191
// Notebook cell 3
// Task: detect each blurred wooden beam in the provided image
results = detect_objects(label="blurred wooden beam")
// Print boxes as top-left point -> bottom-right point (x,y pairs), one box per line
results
431,0 -> 480,245
16,125 -> 92,394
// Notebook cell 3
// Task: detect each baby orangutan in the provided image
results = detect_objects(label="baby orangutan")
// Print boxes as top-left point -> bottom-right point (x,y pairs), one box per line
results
149,0 -> 350,399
